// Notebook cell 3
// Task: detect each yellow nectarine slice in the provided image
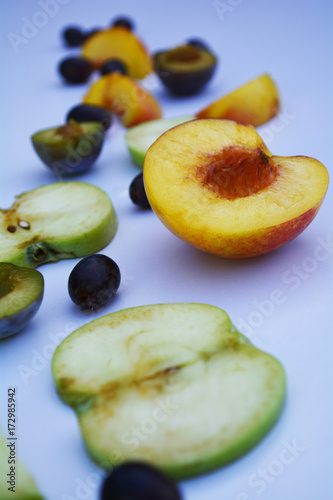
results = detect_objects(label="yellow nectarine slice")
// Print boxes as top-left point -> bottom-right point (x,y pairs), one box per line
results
83,74 -> 162,127
144,119 -> 329,258
196,74 -> 279,127
82,75 -> 109,107
82,27 -> 153,79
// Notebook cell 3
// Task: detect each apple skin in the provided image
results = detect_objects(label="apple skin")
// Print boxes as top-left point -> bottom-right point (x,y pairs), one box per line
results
144,119 -> 329,259
196,74 -> 279,127
81,379 -> 285,481
125,115 -> 195,168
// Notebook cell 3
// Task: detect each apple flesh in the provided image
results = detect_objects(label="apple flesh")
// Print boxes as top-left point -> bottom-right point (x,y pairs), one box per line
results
0,182 -> 117,267
143,118 -> 329,258
125,115 -> 195,168
52,303 -> 286,479
83,73 -> 161,127
196,74 -> 279,127
0,430 -> 43,499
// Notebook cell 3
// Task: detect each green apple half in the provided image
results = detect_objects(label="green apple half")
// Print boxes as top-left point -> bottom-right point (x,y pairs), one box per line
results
0,430 -> 43,499
0,182 -> 117,268
52,303 -> 286,479
125,116 -> 195,168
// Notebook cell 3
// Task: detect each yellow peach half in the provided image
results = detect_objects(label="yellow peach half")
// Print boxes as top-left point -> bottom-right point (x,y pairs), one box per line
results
82,27 -> 153,79
196,74 -> 279,127
143,119 -> 329,258
83,73 -> 161,127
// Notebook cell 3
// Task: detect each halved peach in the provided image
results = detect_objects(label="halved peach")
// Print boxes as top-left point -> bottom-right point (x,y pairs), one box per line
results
82,27 -> 153,79
144,119 -> 329,258
83,73 -> 162,127
196,74 -> 279,127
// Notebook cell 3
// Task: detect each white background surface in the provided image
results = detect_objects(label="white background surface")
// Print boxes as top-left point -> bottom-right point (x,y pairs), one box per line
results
0,0 -> 332,499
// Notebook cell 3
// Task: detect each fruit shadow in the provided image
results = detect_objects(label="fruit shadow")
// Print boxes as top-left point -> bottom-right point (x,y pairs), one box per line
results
23,160 -> 103,186
153,233 -> 299,293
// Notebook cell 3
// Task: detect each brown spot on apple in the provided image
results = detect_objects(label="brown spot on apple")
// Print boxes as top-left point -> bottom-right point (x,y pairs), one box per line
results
58,377 -> 76,390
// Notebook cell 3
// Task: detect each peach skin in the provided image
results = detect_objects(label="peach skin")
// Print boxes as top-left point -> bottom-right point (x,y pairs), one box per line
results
196,74 -> 279,127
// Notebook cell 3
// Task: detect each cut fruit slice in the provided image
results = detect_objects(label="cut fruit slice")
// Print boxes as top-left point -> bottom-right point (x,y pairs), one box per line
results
143,118 -> 329,258
154,43 -> 217,95
52,303 -> 286,479
81,27 -> 153,79
31,121 -> 105,176
0,263 -> 44,339
196,74 -> 279,127
0,182 -> 117,268
125,116 -> 195,167
83,73 -> 162,127
0,430 -> 43,499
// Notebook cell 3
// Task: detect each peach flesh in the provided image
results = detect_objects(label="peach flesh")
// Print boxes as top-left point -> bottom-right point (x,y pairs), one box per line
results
195,146 -> 277,200
143,119 -> 329,259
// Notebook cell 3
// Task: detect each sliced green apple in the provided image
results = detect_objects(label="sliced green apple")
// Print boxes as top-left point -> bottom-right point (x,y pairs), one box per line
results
125,115 -> 195,168
0,430 -> 43,499
52,303 -> 286,479
0,263 -> 44,339
0,182 -> 117,268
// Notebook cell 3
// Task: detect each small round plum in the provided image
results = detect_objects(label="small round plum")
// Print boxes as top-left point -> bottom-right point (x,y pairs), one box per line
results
68,254 -> 121,311
129,173 -> 151,209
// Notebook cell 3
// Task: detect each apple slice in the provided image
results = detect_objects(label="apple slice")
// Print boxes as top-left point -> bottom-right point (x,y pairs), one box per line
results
143,118 -> 329,258
196,74 -> 279,127
125,115 -> 195,168
0,263 -> 44,339
83,73 -> 162,127
52,303 -> 286,479
0,430 -> 43,499
0,182 -> 117,268
82,27 -> 153,79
